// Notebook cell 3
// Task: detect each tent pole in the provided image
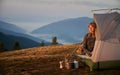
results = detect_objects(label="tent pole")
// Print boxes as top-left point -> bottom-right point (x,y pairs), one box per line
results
92,8 -> 120,12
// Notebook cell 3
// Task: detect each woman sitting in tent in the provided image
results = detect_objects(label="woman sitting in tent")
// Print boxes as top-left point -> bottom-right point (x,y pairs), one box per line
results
76,22 -> 96,57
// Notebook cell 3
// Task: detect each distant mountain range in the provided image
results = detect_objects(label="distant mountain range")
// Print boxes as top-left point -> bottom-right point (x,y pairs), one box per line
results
0,17 -> 93,50
31,17 -> 93,44
0,20 -> 50,50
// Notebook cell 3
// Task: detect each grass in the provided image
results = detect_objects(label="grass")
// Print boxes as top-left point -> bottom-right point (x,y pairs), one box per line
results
0,44 -> 120,75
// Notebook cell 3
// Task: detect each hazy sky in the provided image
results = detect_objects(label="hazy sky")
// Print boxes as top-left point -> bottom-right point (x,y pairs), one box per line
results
0,0 -> 120,32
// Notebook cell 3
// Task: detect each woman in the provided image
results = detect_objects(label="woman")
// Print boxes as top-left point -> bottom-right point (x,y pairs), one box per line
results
82,22 -> 96,56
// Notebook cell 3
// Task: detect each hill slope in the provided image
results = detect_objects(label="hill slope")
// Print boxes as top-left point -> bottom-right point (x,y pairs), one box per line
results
0,44 -> 120,75
0,44 -> 79,75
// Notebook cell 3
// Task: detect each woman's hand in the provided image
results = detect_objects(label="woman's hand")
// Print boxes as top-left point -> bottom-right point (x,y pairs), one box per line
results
86,52 -> 92,57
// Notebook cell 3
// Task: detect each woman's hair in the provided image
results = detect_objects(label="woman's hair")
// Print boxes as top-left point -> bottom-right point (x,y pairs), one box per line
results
88,22 -> 96,28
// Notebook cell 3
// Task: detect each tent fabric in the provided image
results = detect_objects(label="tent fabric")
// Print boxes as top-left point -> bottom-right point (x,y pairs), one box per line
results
94,12 -> 120,41
105,24 -> 120,44
99,42 -> 120,61
92,12 -> 120,62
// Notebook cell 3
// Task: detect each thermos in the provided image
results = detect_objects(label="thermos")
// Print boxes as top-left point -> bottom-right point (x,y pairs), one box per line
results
74,60 -> 79,69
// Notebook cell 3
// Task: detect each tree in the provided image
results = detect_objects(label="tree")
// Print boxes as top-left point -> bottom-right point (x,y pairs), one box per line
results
0,42 -> 7,52
51,36 -> 58,45
40,40 -> 45,46
13,41 -> 20,50
0,42 -> 4,49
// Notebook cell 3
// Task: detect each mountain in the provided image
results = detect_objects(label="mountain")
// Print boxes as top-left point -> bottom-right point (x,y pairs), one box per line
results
0,20 -> 26,33
31,17 -> 93,44
0,20 -> 38,42
0,32 -> 40,50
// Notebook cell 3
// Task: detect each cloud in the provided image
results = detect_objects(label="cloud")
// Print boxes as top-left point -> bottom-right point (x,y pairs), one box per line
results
18,0 -> 119,8
0,0 -> 119,31
1,0 -> 119,20
81,0 -> 119,7
1,0 -> 119,15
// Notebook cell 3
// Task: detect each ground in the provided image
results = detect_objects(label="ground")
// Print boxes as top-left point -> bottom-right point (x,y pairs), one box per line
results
0,44 -> 120,75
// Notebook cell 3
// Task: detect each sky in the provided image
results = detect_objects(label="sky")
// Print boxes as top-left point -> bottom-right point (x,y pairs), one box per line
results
0,0 -> 120,32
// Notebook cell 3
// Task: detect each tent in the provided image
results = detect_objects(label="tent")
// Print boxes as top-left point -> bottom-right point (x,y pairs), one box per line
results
77,11 -> 120,71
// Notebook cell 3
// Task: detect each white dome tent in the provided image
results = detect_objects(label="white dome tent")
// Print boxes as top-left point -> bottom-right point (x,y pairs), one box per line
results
77,8 -> 120,71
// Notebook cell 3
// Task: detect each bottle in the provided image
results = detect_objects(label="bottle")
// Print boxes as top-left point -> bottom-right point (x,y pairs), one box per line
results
66,62 -> 70,69
59,61 -> 63,69
65,58 -> 70,69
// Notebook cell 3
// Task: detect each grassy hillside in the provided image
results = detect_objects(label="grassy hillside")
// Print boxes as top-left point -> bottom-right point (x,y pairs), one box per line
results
0,44 -> 120,75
